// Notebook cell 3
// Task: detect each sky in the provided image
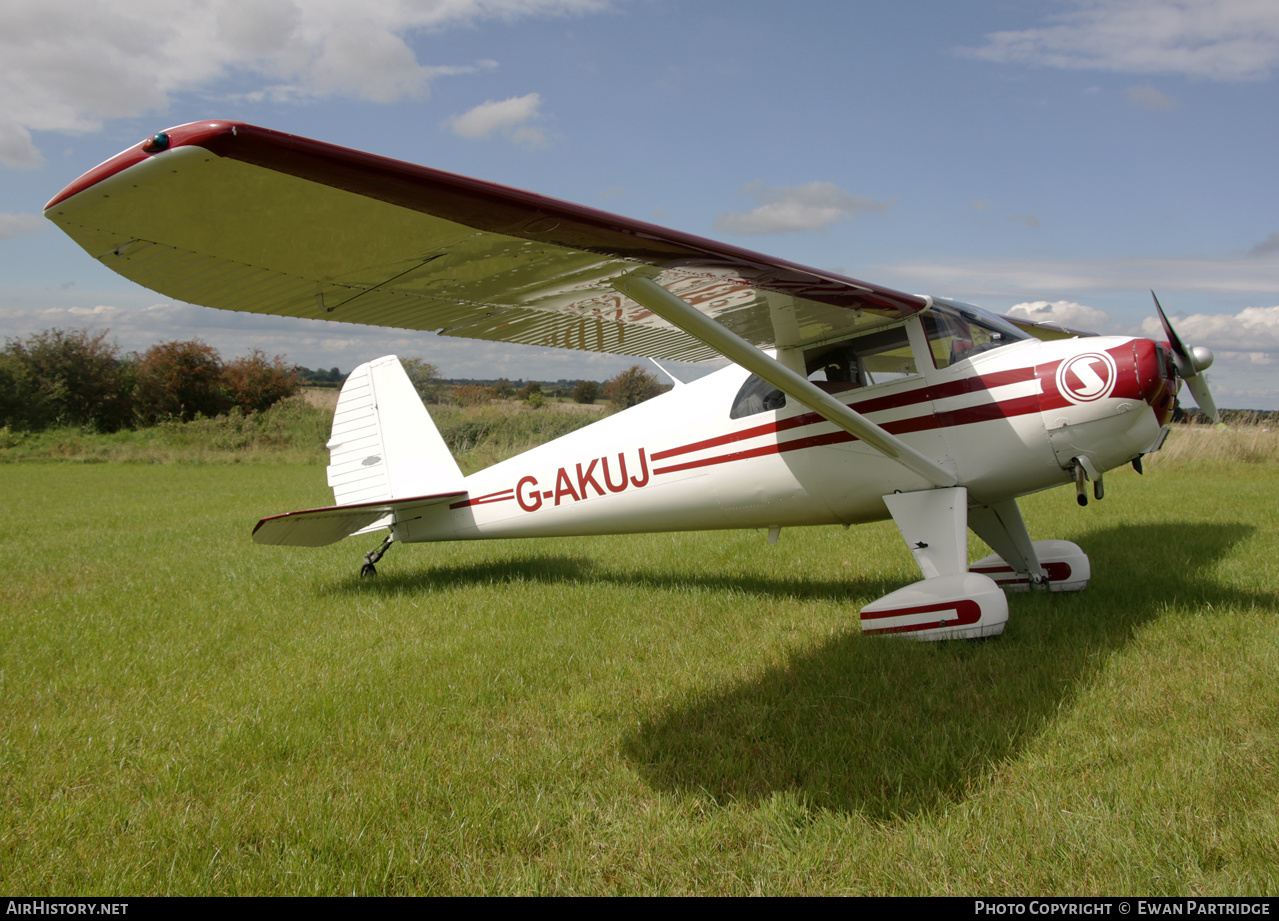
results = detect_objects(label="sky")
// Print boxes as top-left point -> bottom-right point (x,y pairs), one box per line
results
2,0 -> 1278,406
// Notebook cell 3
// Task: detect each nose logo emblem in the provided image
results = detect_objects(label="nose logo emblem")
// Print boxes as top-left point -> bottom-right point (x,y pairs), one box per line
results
1056,352 -> 1117,404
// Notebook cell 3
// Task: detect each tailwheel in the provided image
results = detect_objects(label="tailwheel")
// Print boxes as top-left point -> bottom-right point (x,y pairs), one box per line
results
360,535 -> 394,578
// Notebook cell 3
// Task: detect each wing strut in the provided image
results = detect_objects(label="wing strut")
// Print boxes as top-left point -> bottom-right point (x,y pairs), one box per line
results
610,271 -> 958,488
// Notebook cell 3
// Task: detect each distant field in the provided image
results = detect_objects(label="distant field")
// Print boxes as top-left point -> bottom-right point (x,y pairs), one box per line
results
299,386 -> 613,415
1,424 -> 1276,894
299,386 -> 340,412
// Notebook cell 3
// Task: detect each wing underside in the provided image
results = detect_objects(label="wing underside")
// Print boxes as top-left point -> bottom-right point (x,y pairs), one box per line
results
45,121 -> 930,362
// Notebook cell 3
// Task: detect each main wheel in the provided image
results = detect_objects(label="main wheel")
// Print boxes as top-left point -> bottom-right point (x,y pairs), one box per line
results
360,562 -> 377,578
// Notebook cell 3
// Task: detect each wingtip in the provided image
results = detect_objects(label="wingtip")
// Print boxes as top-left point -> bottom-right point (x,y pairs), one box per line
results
44,120 -> 249,211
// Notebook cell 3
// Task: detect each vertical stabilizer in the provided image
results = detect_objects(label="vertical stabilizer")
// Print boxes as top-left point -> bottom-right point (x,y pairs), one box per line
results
325,356 -> 465,505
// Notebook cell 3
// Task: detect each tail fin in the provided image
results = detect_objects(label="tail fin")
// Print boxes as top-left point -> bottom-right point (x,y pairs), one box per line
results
326,356 -> 465,505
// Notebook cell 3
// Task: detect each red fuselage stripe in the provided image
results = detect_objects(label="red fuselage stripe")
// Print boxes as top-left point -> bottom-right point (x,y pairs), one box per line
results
652,390 -> 1041,475
450,489 -> 515,510
650,367 -> 1036,463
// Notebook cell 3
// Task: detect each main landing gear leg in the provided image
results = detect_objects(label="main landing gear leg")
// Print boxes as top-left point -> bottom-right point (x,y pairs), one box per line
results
969,499 -> 1050,592
360,534 -> 394,578
860,487 -> 1008,641
969,498 -> 1091,593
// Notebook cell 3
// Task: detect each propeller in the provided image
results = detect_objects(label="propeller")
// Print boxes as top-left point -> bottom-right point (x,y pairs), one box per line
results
1152,291 -> 1219,423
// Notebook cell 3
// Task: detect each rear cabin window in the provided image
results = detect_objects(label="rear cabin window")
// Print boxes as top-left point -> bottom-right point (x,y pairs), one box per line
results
730,374 -> 786,419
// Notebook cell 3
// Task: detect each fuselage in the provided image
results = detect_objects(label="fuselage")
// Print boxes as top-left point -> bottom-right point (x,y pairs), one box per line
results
394,316 -> 1176,545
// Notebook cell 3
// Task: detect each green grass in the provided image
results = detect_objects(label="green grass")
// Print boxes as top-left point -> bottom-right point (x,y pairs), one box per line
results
0,427 -> 1276,894
1146,422 -> 1279,470
0,398 -> 333,465
0,397 -> 605,471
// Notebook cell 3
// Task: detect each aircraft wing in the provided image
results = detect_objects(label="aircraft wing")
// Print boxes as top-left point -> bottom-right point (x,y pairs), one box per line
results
45,121 -> 928,362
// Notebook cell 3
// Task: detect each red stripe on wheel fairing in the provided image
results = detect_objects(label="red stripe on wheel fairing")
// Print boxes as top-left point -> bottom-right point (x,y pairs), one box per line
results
971,560 -> 1073,583
860,599 -> 982,634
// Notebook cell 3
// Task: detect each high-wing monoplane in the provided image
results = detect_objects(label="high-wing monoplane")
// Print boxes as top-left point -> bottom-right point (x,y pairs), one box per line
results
45,121 -> 1219,640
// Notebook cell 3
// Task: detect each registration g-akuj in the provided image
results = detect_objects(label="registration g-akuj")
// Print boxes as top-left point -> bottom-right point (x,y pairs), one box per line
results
45,122 -> 1218,640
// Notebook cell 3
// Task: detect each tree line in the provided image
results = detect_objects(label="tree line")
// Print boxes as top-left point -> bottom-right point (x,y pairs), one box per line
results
1,329 -> 673,434
0,329 -> 301,432
400,359 -> 666,409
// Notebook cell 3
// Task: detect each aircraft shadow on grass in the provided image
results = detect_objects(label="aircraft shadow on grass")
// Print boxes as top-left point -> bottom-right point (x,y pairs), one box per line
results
340,551 -> 882,605
342,520 -> 1264,819
621,520 -> 1266,819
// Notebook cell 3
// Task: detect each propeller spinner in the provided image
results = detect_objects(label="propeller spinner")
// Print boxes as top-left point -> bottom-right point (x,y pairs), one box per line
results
1152,292 -> 1219,423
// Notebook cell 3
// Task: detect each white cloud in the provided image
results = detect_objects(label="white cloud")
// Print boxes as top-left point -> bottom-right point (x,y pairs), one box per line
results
1126,84 -> 1179,109
963,0 -> 1279,81
1140,304 -> 1279,354
0,123 -> 41,169
1008,214 -> 1041,230
304,21 -> 431,104
508,124 -> 550,150
713,181 -> 889,236
881,252 -> 1279,300
0,0 -> 607,167
447,93 -> 549,149
1008,299 -> 1112,332
0,213 -> 44,239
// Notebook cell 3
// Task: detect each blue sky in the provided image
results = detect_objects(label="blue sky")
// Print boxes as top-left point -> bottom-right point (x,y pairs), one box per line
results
2,0 -> 1278,406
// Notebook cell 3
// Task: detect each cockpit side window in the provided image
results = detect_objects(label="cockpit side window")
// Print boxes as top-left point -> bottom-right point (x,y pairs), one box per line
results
820,324 -> 917,387
729,323 -> 922,419
804,344 -> 863,393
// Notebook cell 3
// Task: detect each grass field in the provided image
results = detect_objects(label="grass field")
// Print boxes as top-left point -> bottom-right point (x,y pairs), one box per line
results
1,420 -> 1276,895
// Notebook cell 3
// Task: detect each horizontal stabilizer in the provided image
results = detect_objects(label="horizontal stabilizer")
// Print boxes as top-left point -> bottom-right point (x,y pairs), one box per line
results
252,491 -> 465,547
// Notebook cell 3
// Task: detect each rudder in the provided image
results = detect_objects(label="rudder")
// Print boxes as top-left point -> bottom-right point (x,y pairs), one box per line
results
326,356 -> 465,505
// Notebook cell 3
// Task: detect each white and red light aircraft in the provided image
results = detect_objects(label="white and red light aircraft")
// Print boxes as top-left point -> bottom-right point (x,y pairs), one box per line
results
45,121 -> 1219,640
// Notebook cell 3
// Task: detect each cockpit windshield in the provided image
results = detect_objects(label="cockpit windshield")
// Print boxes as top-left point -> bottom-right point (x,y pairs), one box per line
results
923,298 -> 1030,369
